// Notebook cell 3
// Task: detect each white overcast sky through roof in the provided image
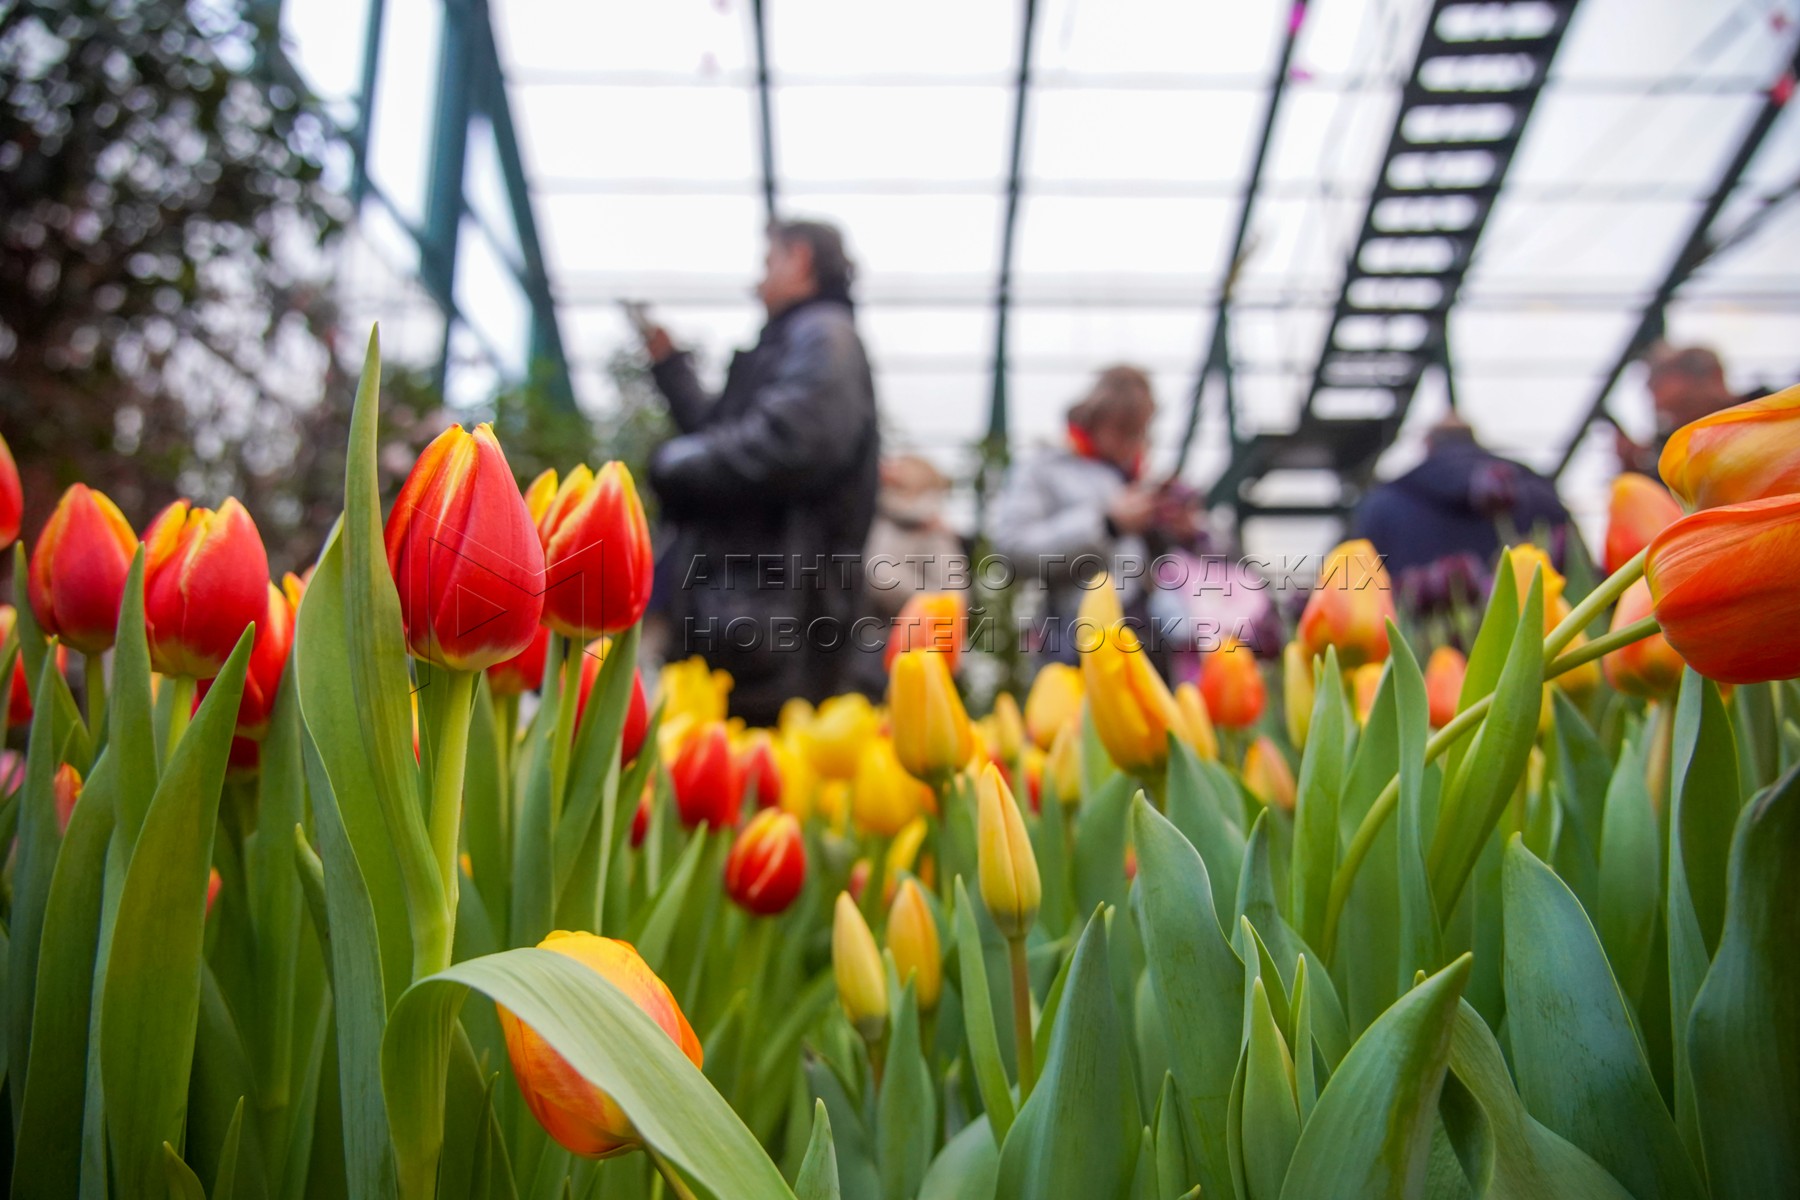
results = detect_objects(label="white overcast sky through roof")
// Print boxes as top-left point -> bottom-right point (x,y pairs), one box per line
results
283,0 -> 1800,557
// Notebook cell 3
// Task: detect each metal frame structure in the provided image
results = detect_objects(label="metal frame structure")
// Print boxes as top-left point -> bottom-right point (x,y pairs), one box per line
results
987,0 -> 1042,456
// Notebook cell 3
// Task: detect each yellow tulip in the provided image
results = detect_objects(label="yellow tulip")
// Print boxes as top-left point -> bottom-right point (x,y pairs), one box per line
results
888,649 -> 975,785
1243,736 -> 1296,813
977,763 -> 1041,940
804,693 -> 879,781
658,656 -> 732,726
1081,619 -> 1184,776
853,737 -> 933,838
1173,681 -> 1219,761
887,816 -> 930,881
1075,575 -> 1126,644
886,878 -> 942,1011
990,692 -> 1026,762
1350,662 -> 1384,725
1505,546 -> 1564,634
1283,641 -> 1314,751
778,696 -> 816,738
832,893 -> 888,1040
1024,662 -> 1084,749
1045,716 -> 1084,808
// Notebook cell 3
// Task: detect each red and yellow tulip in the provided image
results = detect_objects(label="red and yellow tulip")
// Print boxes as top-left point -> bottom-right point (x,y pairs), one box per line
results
538,462 -> 654,638
29,484 -> 138,655
1604,473 -> 1683,574
1659,381 -> 1800,510
1297,539 -> 1394,669
884,591 -> 965,672
723,808 -> 806,916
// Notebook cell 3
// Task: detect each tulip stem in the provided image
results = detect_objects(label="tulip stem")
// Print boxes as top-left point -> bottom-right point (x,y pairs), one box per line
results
426,668 -> 477,904
1545,547 -> 1645,657
548,637 -> 581,818
84,651 -> 107,734
165,674 -> 195,762
648,1147 -> 701,1200
1320,599 -> 1664,960
1008,936 -> 1036,1103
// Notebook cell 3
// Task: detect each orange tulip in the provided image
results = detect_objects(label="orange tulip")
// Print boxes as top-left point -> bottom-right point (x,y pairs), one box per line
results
669,720 -> 738,829
574,638 -> 648,763
500,931 -> 703,1159
1603,578 -> 1684,697
884,591 -> 966,672
1659,382 -> 1800,510
0,431 -> 20,550
723,808 -> 806,916
1242,736 -> 1296,812
53,762 -> 80,835
538,462 -> 654,639
1646,494 -> 1800,684
1200,636 -> 1266,730
1424,646 -> 1466,729
1023,661 -> 1083,750
142,498 -> 270,678
488,624 -> 550,697
1604,474 -> 1683,574
0,605 -> 69,727
386,424 -> 546,671
28,484 -> 138,654
1298,539 -> 1394,669
1081,620 -> 1185,775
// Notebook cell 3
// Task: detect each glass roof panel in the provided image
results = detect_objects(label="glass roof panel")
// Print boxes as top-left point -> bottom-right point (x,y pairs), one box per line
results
281,0 -> 370,107
767,0 -> 1019,76
510,86 -> 759,183
780,192 -> 1003,283
493,0 -> 749,76
775,87 -> 1013,184
1034,0 -> 1284,77
1013,195 -> 1234,276
365,0 -> 440,226
1025,89 -> 1265,183
536,193 -> 765,278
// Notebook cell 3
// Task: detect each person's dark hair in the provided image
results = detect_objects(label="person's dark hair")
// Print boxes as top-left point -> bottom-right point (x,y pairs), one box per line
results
769,218 -> 856,300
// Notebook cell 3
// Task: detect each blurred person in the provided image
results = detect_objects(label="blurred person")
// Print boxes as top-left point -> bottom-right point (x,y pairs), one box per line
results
864,454 -> 967,621
640,219 -> 879,725
1354,415 -> 1569,608
1615,345 -> 1736,476
987,365 -> 1200,662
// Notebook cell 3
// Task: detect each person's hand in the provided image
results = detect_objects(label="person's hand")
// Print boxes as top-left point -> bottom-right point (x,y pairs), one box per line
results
644,324 -> 675,364
1106,486 -> 1157,536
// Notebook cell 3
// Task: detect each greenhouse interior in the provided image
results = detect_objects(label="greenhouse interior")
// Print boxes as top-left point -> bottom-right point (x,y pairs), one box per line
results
0,0 -> 1797,1198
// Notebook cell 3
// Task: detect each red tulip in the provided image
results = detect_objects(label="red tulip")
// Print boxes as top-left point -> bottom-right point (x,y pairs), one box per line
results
0,604 -> 69,727
385,424 -> 546,671
574,637 -> 649,764
0,431 -> 21,550
141,498 -> 270,678
1604,474 -> 1683,574
669,720 -> 737,828
1645,493 -> 1800,684
629,786 -> 652,848
723,808 -> 807,915
538,462 -> 654,639
1200,636 -> 1267,730
28,484 -> 138,655
734,730 -> 783,809
487,624 -> 550,697
195,572 -> 302,747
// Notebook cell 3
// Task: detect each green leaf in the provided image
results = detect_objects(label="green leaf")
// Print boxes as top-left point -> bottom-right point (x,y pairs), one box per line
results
164,1145 -> 209,1200
1290,648 -> 1349,947
554,623 -> 641,907
1686,764 -> 1800,1199
11,751 -> 115,1198
510,635 -> 563,947
248,660 -> 309,1112
99,627 -> 252,1200
1428,576 -> 1543,918
1241,979 -> 1300,1200
1163,739 -> 1244,927
795,1100 -> 843,1200
1276,956 -> 1471,1200
108,550 -> 159,848
1501,838 -> 1704,1200
1549,691 -> 1609,910
629,828 -> 712,975
919,1118 -> 998,1200
1669,670 -> 1742,956
382,947 -> 797,1200
1438,999 -> 1633,1199
952,877 -> 1015,1142
877,980 -> 936,1200
1388,628 -> 1441,1006
1072,773 -> 1135,918
1128,795 -> 1240,1200
995,910 -> 1138,1200
1235,816 -> 1351,1068
465,677 -> 510,940
1594,727 -> 1658,998
214,1096 -> 247,1200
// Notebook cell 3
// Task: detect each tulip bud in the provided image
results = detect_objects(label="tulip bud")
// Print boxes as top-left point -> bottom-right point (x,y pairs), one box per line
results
0,432 -> 20,551
488,624 -> 550,697
206,867 -> 222,917
1242,736 -> 1296,812
1075,575 -> 1126,643
1282,641 -> 1314,751
1604,474 -> 1683,574
522,468 -> 560,523
0,605 -> 69,728
1023,662 -> 1084,750
1659,382 -> 1800,510
724,808 -> 807,915
28,484 -> 138,655
1603,578 -> 1684,698
1504,546 -> 1564,635
733,730 -> 783,809
141,498 -> 271,678
887,816 -> 929,887
1424,646 -> 1466,728
1045,716 -> 1084,807
803,692 -> 879,781
538,462 -> 654,638
977,763 -> 1041,941
886,878 -> 942,1011
1173,681 -> 1219,761
196,574 -> 300,743
1297,539 -> 1395,669
659,655 -> 733,727
884,591 -> 966,673
853,736 -> 933,838
500,931 -> 702,1158
386,424 -> 547,671
53,762 -> 81,835
670,720 -> 738,829
575,638 -> 649,763
888,649 -> 975,786
1082,620 -> 1184,776
1350,662 -> 1384,725
1200,636 -> 1267,731
990,692 -> 1026,763
778,696 -> 814,738
832,892 -> 888,1041
1645,496 -> 1800,685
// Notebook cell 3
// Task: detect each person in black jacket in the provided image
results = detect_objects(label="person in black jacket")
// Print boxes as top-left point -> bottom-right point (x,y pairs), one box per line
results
640,219 -> 880,724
